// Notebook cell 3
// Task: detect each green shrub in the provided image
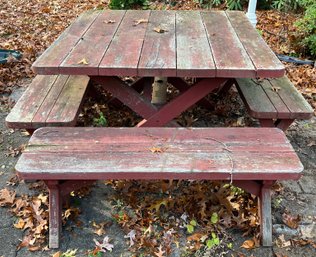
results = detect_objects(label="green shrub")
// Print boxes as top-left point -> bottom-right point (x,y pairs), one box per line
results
271,0 -> 300,11
226,0 -> 243,10
109,0 -> 148,10
294,0 -> 316,57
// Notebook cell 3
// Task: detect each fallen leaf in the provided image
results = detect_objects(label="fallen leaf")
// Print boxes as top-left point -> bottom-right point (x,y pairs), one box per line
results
154,245 -> 166,257
37,194 -> 48,204
187,233 -> 204,242
271,86 -> 281,92
149,146 -> 164,153
105,20 -> 115,24
94,236 -> 114,252
92,221 -> 108,236
282,213 -> 300,229
0,188 -> 16,206
154,27 -> 167,33
14,218 -> 26,229
240,239 -> 255,249
52,251 -> 61,257
124,230 -> 136,247
60,249 -> 77,257
276,234 -> 291,248
78,58 -> 89,65
134,19 -> 148,26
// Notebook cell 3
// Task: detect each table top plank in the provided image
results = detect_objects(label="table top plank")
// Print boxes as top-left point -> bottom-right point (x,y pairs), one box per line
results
176,11 -> 216,77
32,10 -> 101,74
99,10 -> 151,76
201,11 -> 255,78
226,11 -> 284,78
32,10 -> 284,78
138,11 -> 176,77
32,75 -> 69,126
60,10 -> 126,75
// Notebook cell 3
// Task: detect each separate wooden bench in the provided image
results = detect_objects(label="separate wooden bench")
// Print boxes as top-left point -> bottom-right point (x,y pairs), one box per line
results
15,127 -> 303,248
6,75 -> 89,131
235,76 -> 313,131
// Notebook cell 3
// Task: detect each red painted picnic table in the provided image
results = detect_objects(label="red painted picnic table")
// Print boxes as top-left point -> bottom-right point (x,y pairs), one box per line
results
32,10 -> 285,127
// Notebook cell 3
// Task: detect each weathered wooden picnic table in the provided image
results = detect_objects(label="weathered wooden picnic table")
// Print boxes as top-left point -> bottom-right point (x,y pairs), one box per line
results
16,10 -> 307,249
31,9 -> 285,127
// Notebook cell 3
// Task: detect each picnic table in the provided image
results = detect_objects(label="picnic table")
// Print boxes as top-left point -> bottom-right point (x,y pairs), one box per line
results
15,9 -> 307,249
31,9 -> 285,127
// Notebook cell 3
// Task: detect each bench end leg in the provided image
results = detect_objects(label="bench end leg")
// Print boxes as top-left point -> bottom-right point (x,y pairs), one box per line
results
259,181 -> 273,247
46,180 -> 62,248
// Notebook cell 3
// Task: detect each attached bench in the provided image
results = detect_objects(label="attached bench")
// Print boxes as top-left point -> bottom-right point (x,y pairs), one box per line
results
235,76 -> 313,131
15,127 -> 303,248
6,75 -> 89,131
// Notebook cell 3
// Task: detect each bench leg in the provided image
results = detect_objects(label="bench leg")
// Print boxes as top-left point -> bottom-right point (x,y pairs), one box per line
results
275,119 -> 294,131
45,180 -> 62,248
259,181 -> 274,246
259,119 -> 275,128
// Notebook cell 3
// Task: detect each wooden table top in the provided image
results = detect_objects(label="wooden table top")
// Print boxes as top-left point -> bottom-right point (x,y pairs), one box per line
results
32,10 -> 284,78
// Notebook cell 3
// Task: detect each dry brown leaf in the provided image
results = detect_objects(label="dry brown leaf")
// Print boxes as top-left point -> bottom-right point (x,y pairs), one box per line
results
134,19 -> 148,26
14,218 -> 26,229
92,221 -> 108,236
240,239 -> 256,249
0,188 -> 16,206
187,233 -> 204,242
78,58 -> 89,65
282,213 -> 300,229
154,245 -> 166,257
276,234 -> 291,248
307,141 -> 316,147
271,86 -> 281,92
153,27 -> 168,33
52,251 -> 62,257
105,20 -> 116,24
37,194 -> 48,204
149,146 -> 164,153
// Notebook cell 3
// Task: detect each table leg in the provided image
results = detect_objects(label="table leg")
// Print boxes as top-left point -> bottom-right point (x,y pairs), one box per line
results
45,180 -> 62,249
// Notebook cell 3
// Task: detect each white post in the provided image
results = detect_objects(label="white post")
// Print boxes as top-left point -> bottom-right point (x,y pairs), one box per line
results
151,77 -> 168,105
246,0 -> 257,27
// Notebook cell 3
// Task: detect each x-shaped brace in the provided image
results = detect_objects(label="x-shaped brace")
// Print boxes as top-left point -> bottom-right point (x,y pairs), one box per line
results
90,76 -> 228,127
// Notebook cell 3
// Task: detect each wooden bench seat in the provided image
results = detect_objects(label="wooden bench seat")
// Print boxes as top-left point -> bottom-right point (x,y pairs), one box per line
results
15,127 -> 303,248
235,76 -> 313,131
6,75 -> 89,130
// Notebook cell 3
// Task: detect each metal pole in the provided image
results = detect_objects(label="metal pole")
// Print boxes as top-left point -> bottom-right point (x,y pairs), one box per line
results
246,0 -> 258,27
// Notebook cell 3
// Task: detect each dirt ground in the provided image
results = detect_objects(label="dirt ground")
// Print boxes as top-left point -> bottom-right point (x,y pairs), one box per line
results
0,85 -> 315,257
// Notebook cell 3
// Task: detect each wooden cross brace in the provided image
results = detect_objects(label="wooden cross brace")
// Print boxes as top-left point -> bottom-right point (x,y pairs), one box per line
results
90,76 -> 227,127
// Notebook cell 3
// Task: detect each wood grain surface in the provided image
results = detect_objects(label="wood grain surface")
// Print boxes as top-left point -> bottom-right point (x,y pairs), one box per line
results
16,127 -> 303,180
6,75 -> 89,129
236,77 -> 313,119
32,10 -> 284,78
